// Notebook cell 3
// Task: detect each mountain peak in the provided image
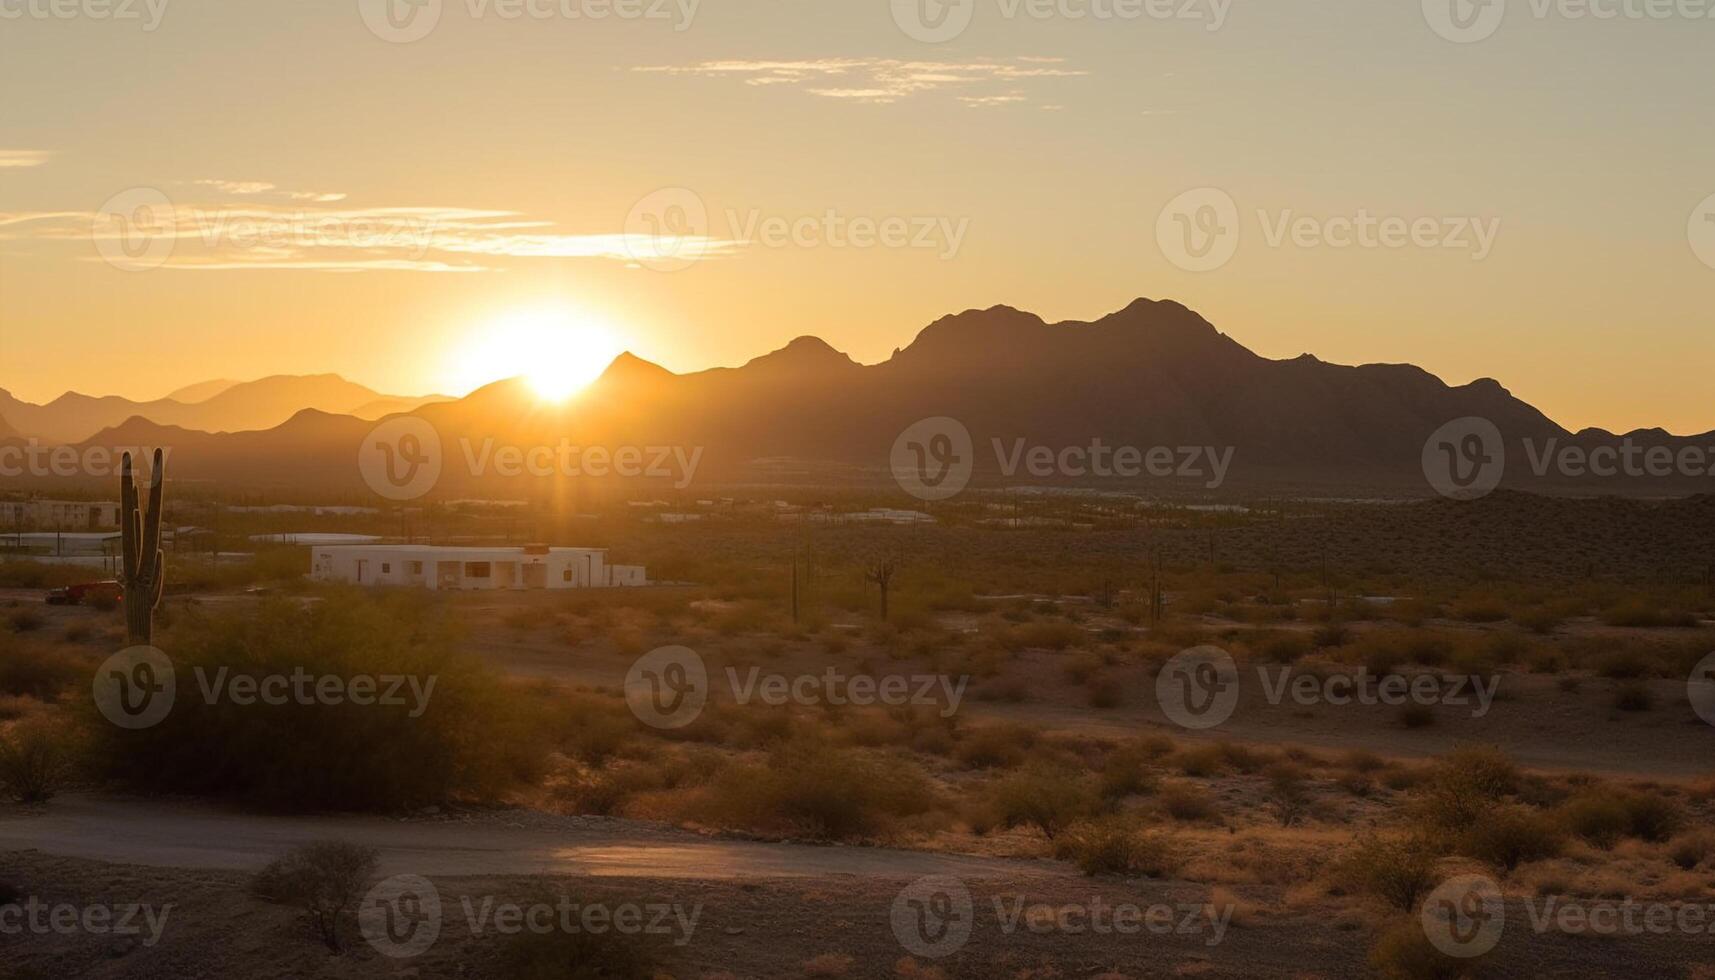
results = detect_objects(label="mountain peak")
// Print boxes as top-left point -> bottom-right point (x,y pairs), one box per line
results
743,336 -> 858,373
598,352 -> 676,385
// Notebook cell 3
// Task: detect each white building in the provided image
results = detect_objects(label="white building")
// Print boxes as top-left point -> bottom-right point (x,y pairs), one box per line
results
309,544 -> 646,591
1,500 -> 122,530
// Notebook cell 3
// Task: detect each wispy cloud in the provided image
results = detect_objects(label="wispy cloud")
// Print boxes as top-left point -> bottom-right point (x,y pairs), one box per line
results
192,179 -> 348,203
0,150 -> 52,169
635,57 -> 1085,105
0,193 -> 737,273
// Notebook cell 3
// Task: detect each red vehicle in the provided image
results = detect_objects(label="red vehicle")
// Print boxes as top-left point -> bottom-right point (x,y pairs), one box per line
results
45,581 -> 123,606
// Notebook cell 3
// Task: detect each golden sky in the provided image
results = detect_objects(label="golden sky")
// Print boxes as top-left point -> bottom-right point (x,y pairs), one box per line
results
1,0 -> 1712,433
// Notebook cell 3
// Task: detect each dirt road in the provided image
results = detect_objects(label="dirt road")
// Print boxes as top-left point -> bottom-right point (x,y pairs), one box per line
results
0,794 -> 1067,881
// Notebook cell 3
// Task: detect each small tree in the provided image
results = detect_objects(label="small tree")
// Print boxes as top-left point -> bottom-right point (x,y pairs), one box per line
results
0,714 -> 77,803
252,841 -> 379,952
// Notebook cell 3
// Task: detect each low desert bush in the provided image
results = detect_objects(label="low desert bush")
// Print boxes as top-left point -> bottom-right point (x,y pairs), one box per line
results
1557,792 -> 1630,849
1054,817 -> 1180,878
1098,742 -> 1161,801
0,636 -> 80,701
1458,805 -> 1564,871
952,724 -> 1036,770
691,738 -> 937,840
1335,834 -> 1440,912
1412,745 -> 1519,836
89,591 -> 553,811
0,713 -> 78,803
981,764 -> 1104,841
1668,830 -> 1715,871
1157,781 -> 1220,823
1264,764 -> 1311,827
251,840 -> 378,952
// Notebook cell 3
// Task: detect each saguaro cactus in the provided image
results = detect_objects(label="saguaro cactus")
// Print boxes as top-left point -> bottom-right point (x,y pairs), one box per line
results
120,449 -> 166,645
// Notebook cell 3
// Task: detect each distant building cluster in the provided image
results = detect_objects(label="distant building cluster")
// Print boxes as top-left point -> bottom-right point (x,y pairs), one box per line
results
1,499 -> 122,530
310,544 -> 646,591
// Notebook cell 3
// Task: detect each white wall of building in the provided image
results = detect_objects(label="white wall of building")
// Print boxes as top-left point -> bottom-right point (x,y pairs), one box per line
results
310,545 -> 645,591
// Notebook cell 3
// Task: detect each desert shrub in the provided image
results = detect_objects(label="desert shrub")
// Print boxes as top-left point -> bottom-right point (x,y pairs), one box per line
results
90,591 -> 553,811
1557,793 -> 1630,849
983,763 -> 1103,840
1173,744 -> 1227,778
557,693 -> 641,766
1611,682 -> 1653,712
251,841 -> 378,952
1369,918 -> 1470,980
1098,742 -> 1161,801
1335,835 -> 1440,911
1594,648 -> 1651,680
1412,745 -> 1518,835
0,636 -> 80,701
953,724 -> 1035,770
1458,805 -> 1564,871
1601,601 -> 1697,629
0,714 -> 78,802
498,899 -> 665,979
6,610 -> 43,633
1254,633 -> 1310,664
692,738 -> 937,840
1085,675 -> 1124,709
1614,790 -> 1682,842
1264,764 -> 1311,827
1668,830 -> 1715,870
556,763 -> 665,817
1157,781 -> 1220,823
1054,817 -> 1180,877
1312,623 -> 1350,648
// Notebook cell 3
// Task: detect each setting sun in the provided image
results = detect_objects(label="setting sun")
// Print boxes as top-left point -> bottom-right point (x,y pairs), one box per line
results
450,307 -> 623,402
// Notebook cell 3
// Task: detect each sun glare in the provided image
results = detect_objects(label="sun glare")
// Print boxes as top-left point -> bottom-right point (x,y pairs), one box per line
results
452,307 -> 623,402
